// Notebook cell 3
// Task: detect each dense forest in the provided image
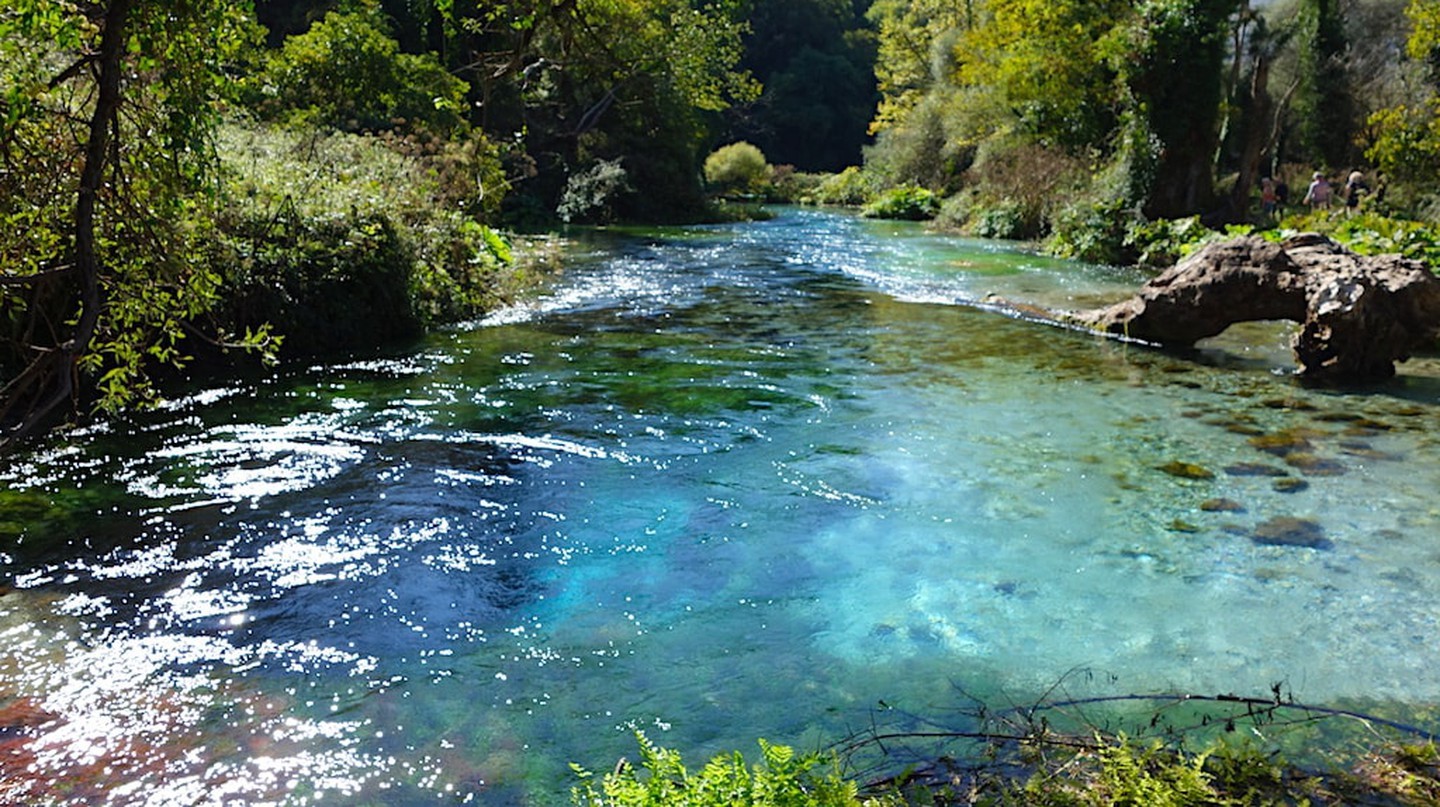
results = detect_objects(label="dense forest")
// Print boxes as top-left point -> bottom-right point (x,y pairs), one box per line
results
2,0 -> 1439,446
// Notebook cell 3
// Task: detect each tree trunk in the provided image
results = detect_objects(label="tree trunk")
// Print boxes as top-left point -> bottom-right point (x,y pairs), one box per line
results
1,0 -> 131,448
1230,49 -> 1272,220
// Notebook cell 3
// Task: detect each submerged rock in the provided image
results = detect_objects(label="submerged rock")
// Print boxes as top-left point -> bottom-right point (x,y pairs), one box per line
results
1200,498 -> 1246,513
1156,460 -> 1215,480
1224,462 -> 1289,477
1252,516 -> 1331,549
1283,453 -> 1347,476
1248,431 -> 1316,456
1070,234 -> 1440,382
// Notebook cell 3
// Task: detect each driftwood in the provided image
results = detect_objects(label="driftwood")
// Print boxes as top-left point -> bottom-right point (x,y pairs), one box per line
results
1065,234 -> 1440,381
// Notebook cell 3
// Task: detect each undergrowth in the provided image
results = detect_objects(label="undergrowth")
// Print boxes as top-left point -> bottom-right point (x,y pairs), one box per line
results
571,676 -> 1440,806
210,122 -> 534,356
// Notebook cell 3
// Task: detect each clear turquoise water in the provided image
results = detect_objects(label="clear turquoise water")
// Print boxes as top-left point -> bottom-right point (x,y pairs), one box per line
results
4,208 -> 1440,804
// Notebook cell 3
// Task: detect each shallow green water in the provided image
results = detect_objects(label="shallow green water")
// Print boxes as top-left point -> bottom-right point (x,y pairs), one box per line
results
4,208 -> 1440,804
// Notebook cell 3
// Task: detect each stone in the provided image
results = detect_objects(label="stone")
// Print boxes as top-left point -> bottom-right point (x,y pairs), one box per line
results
1272,478 -> 1310,493
1156,461 -> 1215,480
1068,234 -> 1440,382
1252,516 -> 1332,550
1200,498 -> 1246,513
1223,462 -> 1289,477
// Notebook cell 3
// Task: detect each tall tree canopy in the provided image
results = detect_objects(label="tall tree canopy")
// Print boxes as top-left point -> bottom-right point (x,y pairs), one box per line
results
725,0 -> 877,172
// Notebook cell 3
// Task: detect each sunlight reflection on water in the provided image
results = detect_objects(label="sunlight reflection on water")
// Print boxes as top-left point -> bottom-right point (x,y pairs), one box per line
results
5,209 -> 1440,804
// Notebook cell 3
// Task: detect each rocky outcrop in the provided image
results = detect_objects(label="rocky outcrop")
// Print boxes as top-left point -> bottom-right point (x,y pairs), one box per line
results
1073,234 -> 1440,381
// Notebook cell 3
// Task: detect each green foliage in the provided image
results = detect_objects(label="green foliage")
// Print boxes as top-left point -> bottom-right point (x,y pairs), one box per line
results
955,0 -> 1127,150
558,159 -> 635,224
1288,212 -> 1440,266
1292,0 -> 1358,168
1409,0 -> 1440,83
704,142 -> 771,195
1364,1 -> 1440,214
219,213 -> 419,355
729,0 -> 877,171
250,6 -> 469,134
1012,736 -> 1216,807
1045,198 -> 1135,265
0,0 -> 276,430
813,167 -> 879,207
863,91 -> 970,192
766,166 -> 828,204
862,185 -> 940,220
1122,215 -> 1222,268
938,136 -> 1091,239
866,0 -> 972,134
213,122 -> 519,354
570,732 -> 880,807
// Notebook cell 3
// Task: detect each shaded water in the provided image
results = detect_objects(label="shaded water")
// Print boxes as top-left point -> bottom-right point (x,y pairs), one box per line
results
5,208 -> 1440,804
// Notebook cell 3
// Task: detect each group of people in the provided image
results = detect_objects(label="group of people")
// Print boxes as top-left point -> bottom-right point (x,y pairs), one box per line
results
1260,170 -> 1374,218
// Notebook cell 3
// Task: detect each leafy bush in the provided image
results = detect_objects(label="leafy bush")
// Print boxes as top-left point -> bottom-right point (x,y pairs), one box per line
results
812,166 -> 879,207
938,194 -> 1032,240
704,142 -> 770,196
249,8 -> 469,134
863,91 -> 971,193
558,159 -> 634,224
1045,198 -> 1134,264
862,185 -> 941,220
212,122 -> 520,354
570,732 -> 891,807
766,166 -> 827,204
1319,213 -> 1440,266
1121,215 -> 1227,267
217,213 -> 420,355
1016,735 -> 1216,807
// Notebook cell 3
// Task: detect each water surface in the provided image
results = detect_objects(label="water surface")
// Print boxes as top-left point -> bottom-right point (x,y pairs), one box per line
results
4,208 -> 1440,804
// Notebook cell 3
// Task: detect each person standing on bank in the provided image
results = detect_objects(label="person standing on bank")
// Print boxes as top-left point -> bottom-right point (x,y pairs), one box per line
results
1260,177 -> 1278,217
1303,171 -> 1332,210
1344,171 -> 1368,215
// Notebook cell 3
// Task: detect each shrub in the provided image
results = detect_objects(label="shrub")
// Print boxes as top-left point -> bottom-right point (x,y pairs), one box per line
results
704,142 -> 770,196
766,166 -> 826,204
570,732 -> 892,807
813,166 -> 879,207
1122,215 -> 1223,267
558,158 -> 634,224
1045,198 -> 1135,265
862,185 -> 941,220
211,122 -> 520,355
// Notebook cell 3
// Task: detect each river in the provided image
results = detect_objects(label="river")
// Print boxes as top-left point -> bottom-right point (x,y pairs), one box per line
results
3,207 -> 1440,804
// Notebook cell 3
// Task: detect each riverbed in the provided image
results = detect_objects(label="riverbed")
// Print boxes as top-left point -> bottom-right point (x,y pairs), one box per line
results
3,208 -> 1440,804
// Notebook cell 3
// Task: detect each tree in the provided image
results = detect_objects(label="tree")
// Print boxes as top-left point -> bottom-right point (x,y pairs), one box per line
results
1365,0 -> 1440,195
955,0 -> 1128,151
0,1 -> 272,447
1111,0 -> 1240,219
417,0 -> 757,220
1292,0 -> 1358,167
867,0 -> 971,135
726,0 -> 877,171
252,5 -> 470,134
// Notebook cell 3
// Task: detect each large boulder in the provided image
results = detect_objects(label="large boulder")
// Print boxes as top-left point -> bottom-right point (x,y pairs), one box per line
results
1074,234 -> 1440,381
